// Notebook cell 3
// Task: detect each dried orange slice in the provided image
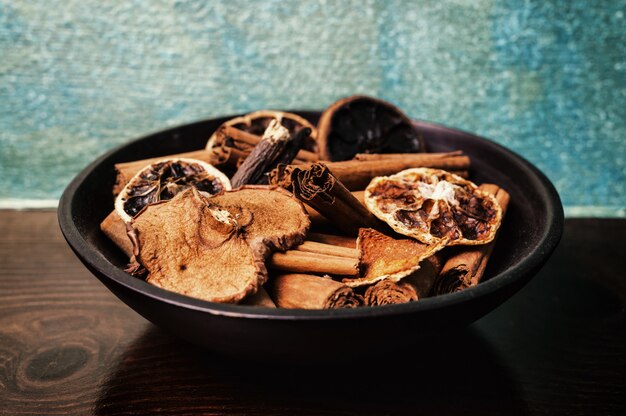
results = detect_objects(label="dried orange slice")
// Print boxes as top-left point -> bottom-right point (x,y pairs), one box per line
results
364,168 -> 502,246
317,95 -> 425,161
115,158 -> 231,222
342,228 -> 446,287
206,110 -> 317,154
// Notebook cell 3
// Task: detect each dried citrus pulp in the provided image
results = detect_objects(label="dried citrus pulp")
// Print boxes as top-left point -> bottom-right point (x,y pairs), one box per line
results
365,168 -> 502,246
115,158 -> 231,223
317,95 -> 425,161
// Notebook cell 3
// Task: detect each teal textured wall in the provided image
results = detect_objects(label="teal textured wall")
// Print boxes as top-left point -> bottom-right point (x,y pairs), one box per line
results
1,0 -> 624,215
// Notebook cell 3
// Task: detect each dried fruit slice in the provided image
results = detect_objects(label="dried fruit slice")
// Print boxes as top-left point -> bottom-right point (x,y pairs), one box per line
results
209,186 -> 311,252
132,189 -> 263,303
115,158 -> 230,223
206,110 -> 318,155
365,168 -> 502,246
131,187 -> 309,303
317,95 -> 425,161
364,255 -> 443,306
342,228 -> 446,287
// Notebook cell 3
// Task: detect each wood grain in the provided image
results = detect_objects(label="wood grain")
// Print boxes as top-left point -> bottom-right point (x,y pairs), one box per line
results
1,211 -> 626,415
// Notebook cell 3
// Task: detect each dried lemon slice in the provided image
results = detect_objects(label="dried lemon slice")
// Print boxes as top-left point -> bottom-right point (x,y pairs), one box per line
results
115,158 -> 231,223
364,168 -> 502,246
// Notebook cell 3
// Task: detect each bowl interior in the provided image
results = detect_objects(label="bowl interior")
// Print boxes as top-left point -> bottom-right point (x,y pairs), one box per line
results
60,111 -> 563,322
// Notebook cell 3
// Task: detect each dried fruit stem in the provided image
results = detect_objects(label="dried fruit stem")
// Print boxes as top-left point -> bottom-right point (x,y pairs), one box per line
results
267,273 -> 363,309
432,184 -> 510,295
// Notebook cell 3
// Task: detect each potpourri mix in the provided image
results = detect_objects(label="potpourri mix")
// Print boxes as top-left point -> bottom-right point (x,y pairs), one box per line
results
101,95 -> 509,309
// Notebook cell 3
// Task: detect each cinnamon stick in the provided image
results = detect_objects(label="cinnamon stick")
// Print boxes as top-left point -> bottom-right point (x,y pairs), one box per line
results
275,152 -> 470,190
302,204 -> 329,227
354,152 -> 465,161
364,254 -> 443,306
113,150 -> 219,195
304,192 -> 364,228
240,287 -> 277,308
365,280 -> 418,306
267,273 -> 364,309
294,241 -> 359,258
220,125 -> 261,147
269,250 -> 358,276
270,162 -> 383,235
214,125 -> 318,163
101,211 -> 134,257
307,233 -> 356,249
208,145 -> 248,170
431,184 -> 510,295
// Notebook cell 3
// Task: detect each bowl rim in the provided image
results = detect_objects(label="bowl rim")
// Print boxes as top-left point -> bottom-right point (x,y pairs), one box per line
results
58,112 -> 564,321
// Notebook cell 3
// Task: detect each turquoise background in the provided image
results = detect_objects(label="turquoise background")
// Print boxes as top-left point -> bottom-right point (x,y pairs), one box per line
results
1,0 -> 624,215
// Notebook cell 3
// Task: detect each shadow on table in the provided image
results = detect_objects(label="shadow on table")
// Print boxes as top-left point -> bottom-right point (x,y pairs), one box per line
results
95,325 -> 525,415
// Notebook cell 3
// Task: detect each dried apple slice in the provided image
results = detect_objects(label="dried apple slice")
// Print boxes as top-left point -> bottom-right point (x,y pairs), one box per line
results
115,158 -> 230,223
132,189 -> 261,303
209,186 -> 311,252
131,187 -> 309,303
317,95 -> 425,161
364,168 -> 502,246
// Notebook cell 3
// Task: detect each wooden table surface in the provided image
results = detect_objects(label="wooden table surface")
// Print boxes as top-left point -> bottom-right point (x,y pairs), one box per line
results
1,211 -> 625,415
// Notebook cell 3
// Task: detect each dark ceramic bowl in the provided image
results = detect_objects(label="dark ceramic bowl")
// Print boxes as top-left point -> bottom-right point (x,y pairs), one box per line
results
58,112 -> 563,359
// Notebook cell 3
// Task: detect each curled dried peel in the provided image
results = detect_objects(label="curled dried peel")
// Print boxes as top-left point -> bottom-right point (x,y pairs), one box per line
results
342,228 -> 446,288
364,168 -> 502,246
115,158 -> 231,223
